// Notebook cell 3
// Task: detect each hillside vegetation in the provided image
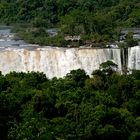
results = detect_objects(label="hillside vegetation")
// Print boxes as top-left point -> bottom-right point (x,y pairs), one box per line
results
0,61 -> 140,139
0,0 -> 140,46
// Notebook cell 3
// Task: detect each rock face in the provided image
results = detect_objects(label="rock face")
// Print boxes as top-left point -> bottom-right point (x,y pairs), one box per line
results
0,47 -> 122,78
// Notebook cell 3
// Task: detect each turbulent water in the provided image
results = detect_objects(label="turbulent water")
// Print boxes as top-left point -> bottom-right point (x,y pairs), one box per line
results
0,26 -> 140,78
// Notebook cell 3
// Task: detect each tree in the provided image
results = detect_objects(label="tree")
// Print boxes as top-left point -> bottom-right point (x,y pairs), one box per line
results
99,61 -> 118,75
66,69 -> 89,87
125,33 -> 138,47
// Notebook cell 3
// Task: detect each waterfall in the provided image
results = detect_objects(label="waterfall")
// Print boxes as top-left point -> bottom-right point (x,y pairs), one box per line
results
0,45 -> 140,78
0,47 -> 121,78
121,47 -> 128,66
1,26 -> 140,78
128,46 -> 140,70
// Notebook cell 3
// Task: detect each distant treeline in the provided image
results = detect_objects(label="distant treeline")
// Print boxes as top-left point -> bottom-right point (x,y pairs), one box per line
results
0,0 -> 140,46
0,61 -> 140,139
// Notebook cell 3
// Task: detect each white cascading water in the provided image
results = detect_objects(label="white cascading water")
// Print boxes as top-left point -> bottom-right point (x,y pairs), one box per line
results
128,46 -> 140,70
0,47 -> 121,78
1,26 -> 140,78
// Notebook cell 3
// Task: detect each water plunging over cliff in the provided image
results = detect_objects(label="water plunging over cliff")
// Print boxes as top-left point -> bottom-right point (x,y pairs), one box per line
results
128,46 -> 140,70
0,47 -> 122,78
0,26 -> 140,78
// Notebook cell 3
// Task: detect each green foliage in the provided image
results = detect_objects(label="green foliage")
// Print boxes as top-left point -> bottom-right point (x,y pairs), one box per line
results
66,69 -> 89,87
0,0 -> 139,46
31,18 -> 49,28
99,60 -> 118,75
0,64 -> 140,139
125,32 -> 138,47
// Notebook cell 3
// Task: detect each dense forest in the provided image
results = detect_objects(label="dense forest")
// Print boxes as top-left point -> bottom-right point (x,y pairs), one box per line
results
0,61 -> 140,139
0,0 -> 140,46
